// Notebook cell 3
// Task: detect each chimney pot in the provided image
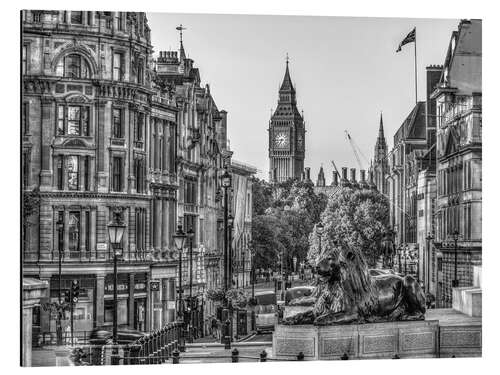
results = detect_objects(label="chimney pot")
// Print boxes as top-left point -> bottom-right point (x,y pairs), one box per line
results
350,168 -> 357,182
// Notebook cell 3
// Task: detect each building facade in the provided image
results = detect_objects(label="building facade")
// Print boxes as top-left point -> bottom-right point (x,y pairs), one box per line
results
431,19 -> 482,307
22,10 -> 163,337
268,60 -> 306,183
22,11 -> 257,344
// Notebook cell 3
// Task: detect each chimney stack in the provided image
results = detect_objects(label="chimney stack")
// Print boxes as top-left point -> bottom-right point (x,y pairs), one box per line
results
369,170 -> 377,190
350,168 -> 359,189
340,167 -> 349,187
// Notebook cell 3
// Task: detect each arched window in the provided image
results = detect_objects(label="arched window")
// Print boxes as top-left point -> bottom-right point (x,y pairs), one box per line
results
56,54 -> 90,79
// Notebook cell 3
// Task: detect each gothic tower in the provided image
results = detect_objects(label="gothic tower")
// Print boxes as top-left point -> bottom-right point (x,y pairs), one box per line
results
373,113 -> 389,194
268,58 -> 305,182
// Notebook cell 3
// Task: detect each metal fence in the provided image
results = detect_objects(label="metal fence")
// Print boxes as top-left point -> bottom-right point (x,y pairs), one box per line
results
71,322 -> 185,365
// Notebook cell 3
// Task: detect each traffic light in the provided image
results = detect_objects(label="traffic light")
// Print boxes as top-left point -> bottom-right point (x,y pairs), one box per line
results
71,280 -> 80,303
64,290 -> 71,303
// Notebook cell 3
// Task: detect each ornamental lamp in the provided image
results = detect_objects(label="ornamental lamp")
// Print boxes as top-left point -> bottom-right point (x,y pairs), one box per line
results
108,214 -> 126,249
173,224 -> 187,251
221,169 -> 232,188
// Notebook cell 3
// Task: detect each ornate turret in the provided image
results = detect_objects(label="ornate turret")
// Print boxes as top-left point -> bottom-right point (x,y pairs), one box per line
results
316,166 -> 326,187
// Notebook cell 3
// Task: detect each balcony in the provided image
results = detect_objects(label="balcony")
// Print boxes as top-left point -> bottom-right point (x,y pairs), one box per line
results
24,249 -> 152,263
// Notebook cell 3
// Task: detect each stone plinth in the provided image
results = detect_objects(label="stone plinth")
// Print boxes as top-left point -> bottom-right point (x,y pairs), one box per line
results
273,309 -> 482,360
452,287 -> 482,317
273,320 -> 439,360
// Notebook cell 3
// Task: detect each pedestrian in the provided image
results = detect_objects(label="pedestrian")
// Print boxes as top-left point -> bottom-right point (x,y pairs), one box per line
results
211,317 -> 218,339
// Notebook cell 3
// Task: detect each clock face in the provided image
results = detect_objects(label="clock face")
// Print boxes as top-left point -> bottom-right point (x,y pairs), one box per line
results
274,132 -> 289,148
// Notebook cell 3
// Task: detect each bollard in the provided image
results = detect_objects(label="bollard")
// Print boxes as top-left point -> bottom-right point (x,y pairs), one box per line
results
392,354 -> 400,359
172,349 -> 180,364
224,319 -> 231,349
297,352 -> 304,361
260,350 -> 267,362
231,348 -> 239,363
341,352 -> 349,360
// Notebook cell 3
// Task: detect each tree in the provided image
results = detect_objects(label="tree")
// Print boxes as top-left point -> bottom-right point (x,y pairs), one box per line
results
250,177 -> 274,216
251,179 -> 327,272
307,187 -> 390,268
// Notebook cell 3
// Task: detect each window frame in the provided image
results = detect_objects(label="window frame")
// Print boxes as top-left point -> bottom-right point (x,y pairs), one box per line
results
66,155 -> 80,191
112,52 -> 124,81
56,104 -> 91,136
70,11 -> 83,24
112,156 -> 123,192
112,107 -> 123,139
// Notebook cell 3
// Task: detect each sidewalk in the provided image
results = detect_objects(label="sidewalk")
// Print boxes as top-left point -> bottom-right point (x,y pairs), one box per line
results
31,346 -> 73,367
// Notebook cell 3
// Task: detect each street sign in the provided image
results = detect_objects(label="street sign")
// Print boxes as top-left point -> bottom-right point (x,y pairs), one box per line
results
150,281 -> 160,291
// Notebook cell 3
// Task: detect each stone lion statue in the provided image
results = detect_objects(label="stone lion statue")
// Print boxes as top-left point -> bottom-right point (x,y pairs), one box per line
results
283,245 -> 426,325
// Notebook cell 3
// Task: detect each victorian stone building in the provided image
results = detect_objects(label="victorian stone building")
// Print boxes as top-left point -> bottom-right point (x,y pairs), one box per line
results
431,19 -> 482,307
22,10 -> 162,338
22,10 -> 256,344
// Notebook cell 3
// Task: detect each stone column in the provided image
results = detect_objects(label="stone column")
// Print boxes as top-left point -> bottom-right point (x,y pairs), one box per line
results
161,199 -> 168,251
154,198 -> 162,251
128,273 -> 135,328
22,305 -> 33,366
80,208 -> 87,258
95,275 -> 105,326
90,207 -> 97,260
40,98 -> 54,190
63,210 -> 69,257
166,278 -> 176,323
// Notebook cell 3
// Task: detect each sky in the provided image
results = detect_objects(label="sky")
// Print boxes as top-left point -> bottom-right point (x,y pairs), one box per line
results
147,13 -> 459,180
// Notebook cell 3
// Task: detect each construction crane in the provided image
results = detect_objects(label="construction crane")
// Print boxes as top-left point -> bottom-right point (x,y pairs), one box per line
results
344,130 -> 370,171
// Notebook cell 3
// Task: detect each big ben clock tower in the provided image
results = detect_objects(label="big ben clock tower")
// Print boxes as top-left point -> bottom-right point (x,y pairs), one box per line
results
268,57 -> 305,182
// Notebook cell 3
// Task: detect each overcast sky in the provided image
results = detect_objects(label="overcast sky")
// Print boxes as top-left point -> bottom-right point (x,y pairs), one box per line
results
147,13 -> 459,180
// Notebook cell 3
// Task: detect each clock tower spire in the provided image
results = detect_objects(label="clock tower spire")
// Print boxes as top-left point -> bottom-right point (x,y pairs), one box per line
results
268,56 -> 305,183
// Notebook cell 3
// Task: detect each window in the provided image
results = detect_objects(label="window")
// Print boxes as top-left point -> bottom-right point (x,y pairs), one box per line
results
57,105 -> 65,135
23,102 -> 29,134
84,156 -> 90,191
116,12 -> 123,30
68,211 -> 80,255
112,156 -> 123,192
87,11 -> 92,25
112,108 -> 123,138
66,156 -> 79,190
56,156 -> 63,190
184,179 -> 197,205
67,106 -> 89,136
113,52 -> 123,81
22,151 -> 30,188
136,208 -> 146,252
70,11 -> 83,24
85,211 -> 90,252
22,45 -> 28,75
135,159 -> 145,193
32,11 -> 41,23
134,112 -> 144,141
137,59 -> 144,84
184,215 -> 197,247
57,54 -> 90,79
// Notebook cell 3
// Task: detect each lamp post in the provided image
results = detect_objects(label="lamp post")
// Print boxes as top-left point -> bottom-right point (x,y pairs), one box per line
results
186,227 -> 194,342
172,224 -> 186,351
404,246 -> 408,275
242,249 -> 246,287
228,213 -> 234,288
452,229 -> 459,288
221,169 -> 232,346
56,217 -> 64,345
316,222 -> 324,254
107,211 -> 126,365
398,246 -> 402,274
425,232 -> 434,295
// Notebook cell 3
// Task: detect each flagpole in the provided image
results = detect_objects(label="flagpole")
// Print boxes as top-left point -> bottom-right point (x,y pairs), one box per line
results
414,28 -> 418,104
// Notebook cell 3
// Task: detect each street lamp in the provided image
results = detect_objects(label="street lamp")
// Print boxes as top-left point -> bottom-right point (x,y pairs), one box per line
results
452,229 -> 459,288
316,222 -> 324,253
173,224 -> 187,319
221,169 -> 232,347
228,213 -> 234,288
108,211 -> 126,365
56,217 -> 64,346
186,227 -> 194,343
425,232 -> 434,293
